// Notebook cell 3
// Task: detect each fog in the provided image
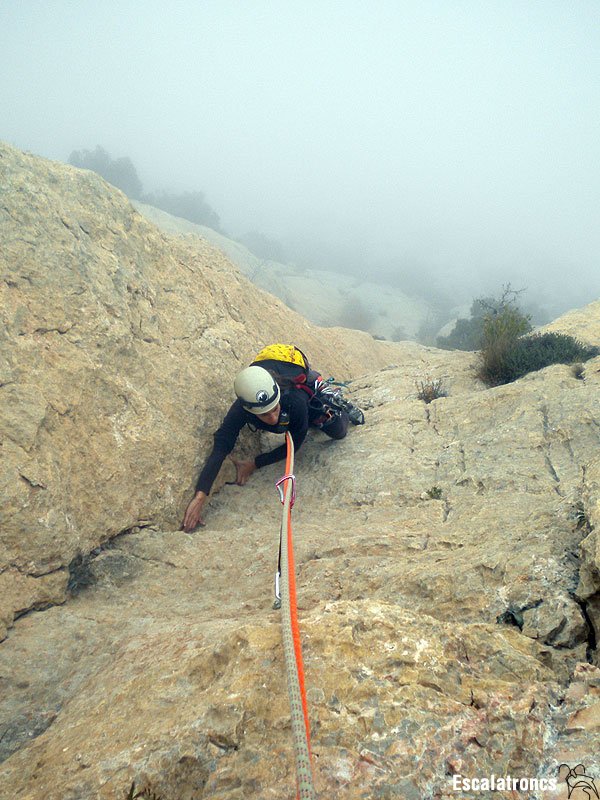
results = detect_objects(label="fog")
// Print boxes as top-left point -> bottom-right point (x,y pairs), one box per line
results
2,2 -> 599,317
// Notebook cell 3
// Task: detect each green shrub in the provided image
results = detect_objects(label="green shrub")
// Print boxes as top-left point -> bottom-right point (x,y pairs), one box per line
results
478,332 -> 599,386
482,304 -> 532,343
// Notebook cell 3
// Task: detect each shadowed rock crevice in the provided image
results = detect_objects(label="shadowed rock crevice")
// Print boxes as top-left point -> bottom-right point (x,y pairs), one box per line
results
497,599 -> 543,631
573,595 -> 598,663
0,708 -> 59,765
66,524 -> 160,596
543,454 -> 563,493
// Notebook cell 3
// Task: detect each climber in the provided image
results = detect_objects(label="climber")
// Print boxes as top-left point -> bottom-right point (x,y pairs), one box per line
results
181,344 -> 364,531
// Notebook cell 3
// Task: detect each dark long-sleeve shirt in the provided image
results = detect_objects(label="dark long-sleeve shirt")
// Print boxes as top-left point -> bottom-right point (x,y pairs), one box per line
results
194,391 -> 310,494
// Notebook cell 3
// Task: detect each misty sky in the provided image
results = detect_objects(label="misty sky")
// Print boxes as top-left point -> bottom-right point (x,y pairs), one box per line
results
2,2 -> 599,311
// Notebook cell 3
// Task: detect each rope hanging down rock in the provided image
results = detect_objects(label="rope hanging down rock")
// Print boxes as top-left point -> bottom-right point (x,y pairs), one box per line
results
275,432 -> 317,800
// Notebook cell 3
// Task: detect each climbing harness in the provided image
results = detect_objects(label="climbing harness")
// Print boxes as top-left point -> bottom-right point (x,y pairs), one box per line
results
274,433 -> 317,800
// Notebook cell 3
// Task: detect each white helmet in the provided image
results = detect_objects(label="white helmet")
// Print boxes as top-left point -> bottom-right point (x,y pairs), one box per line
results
234,366 -> 280,414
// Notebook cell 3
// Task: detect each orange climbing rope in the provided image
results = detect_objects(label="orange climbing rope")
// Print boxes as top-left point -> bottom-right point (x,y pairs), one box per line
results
275,432 -> 317,800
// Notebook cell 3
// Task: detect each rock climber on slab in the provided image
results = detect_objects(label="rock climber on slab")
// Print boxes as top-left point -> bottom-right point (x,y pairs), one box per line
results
181,344 -> 364,531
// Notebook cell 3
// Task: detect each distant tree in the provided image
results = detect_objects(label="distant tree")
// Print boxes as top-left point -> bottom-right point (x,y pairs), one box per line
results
68,146 -> 222,231
69,145 -> 143,199
142,190 -> 221,231
236,230 -> 286,262
436,307 -> 486,351
437,286 -> 531,351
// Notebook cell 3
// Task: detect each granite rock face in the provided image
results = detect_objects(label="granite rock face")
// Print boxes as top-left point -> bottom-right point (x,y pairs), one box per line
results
1,143 -> 600,799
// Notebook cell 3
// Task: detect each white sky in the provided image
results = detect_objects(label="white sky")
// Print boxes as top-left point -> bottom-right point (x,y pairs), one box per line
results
1,1 -> 599,310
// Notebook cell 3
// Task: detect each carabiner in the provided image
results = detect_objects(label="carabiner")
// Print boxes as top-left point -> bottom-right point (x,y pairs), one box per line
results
275,473 -> 296,507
